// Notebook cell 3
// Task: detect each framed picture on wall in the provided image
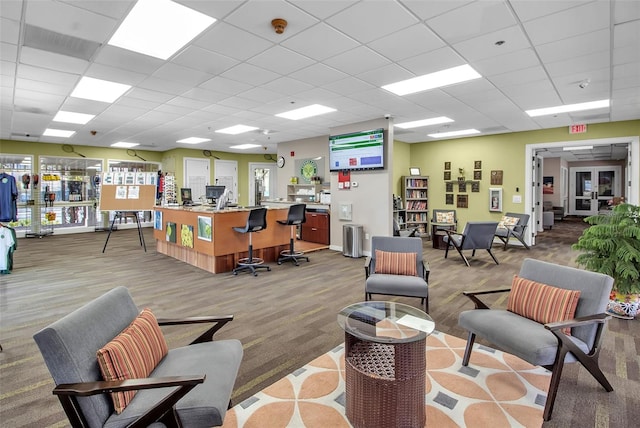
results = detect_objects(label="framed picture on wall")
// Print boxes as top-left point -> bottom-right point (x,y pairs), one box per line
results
457,194 -> 468,208
473,170 -> 482,180
474,160 -> 482,169
446,182 -> 454,192
489,187 -> 503,212
458,182 -> 467,192
444,162 -> 451,170
444,171 -> 451,180
446,193 -> 454,205
471,181 -> 480,192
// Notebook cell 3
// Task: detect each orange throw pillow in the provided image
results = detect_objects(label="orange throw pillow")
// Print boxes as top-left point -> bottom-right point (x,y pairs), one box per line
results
507,276 -> 580,334
374,250 -> 417,276
97,308 -> 168,414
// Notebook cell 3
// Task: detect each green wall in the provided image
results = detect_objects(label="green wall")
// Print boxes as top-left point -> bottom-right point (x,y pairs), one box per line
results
392,140 -> 411,197
402,120 -> 640,227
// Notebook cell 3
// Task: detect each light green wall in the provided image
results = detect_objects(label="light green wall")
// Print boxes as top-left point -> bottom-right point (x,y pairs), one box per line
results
392,140 -> 411,197
399,120 -> 640,228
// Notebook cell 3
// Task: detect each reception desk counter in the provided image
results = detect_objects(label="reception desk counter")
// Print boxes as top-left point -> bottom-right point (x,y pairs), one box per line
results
153,206 -> 289,274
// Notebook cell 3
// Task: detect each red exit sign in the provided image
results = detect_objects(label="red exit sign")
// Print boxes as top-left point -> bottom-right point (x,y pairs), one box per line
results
569,124 -> 587,134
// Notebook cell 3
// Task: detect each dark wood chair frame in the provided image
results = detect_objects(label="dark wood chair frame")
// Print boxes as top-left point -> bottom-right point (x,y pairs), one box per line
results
52,316 -> 235,428
444,229 -> 499,267
461,289 -> 613,421
364,260 -> 430,313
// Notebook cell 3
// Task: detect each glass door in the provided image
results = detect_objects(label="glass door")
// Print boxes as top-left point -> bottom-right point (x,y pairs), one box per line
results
570,166 -> 621,216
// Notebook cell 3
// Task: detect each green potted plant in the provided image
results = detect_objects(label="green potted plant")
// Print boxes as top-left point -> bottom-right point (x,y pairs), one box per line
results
572,202 -> 640,319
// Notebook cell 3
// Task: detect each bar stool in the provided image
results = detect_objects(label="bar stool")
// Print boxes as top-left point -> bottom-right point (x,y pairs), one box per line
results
277,204 -> 309,266
232,207 -> 271,276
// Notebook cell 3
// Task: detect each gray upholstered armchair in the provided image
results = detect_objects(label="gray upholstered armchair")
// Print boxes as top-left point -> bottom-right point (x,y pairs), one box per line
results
443,221 -> 499,266
494,212 -> 531,250
365,236 -> 429,313
458,259 -> 614,421
33,286 -> 243,427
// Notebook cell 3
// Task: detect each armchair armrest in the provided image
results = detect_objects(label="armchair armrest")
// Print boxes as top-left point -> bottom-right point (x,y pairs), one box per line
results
462,288 -> 512,309
422,257 -> 430,282
157,315 -> 234,344
364,256 -> 372,278
444,229 -> 462,238
544,313 -> 611,332
54,375 -> 205,428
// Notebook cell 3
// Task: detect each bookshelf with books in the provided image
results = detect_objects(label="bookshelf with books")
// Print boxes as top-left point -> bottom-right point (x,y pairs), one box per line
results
402,176 -> 429,236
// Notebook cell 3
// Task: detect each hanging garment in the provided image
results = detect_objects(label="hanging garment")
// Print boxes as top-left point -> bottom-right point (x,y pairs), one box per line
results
0,173 -> 18,222
0,225 -> 16,273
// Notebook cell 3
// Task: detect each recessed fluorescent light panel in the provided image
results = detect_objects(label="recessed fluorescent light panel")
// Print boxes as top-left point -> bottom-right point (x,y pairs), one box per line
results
71,76 -> 132,103
108,0 -> 216,60
526,99 -> 610,117
53,111 -> 95,124
563,145 -> 593,151
276,104 -> 336,120
395,116 -> 454,129
229,144 -> 261,150
43,128 -> 75,138
428,129 -> 481,138
382,64 -> 481,96
111,142 -> 139,148
215,125 -> 259,135
177,137 -> 211,144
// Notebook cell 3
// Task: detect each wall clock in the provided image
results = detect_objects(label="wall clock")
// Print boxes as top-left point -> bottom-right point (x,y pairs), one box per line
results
277,156 -> 285,168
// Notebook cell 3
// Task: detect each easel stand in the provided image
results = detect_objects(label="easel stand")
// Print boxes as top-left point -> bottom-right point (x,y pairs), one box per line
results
102,211 -> 146,253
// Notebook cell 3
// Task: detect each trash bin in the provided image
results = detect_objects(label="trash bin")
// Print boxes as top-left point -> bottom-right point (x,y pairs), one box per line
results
343,224 -> 363,258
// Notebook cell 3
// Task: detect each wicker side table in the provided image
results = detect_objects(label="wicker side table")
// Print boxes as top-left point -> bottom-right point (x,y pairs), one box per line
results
345,334 -> 426,428
338,301 -> 434,428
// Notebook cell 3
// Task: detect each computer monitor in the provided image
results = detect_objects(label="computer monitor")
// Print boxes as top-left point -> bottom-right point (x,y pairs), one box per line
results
180,188 -> 192,205
205,185 -> 225,201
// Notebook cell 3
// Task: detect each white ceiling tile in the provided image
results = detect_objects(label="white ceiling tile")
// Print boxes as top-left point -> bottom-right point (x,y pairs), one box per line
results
125,87 -> 175,103
281,23 -> 359,61
290,1 -> 355,20
15,76 -> 73,96
614,19 -> 640,50
358,63 -> 415,87
0,0 -> 24,20
454,25 -> 532,62
152,63 -> 213,87
217,95 -> 262,111
289,63 -> 348,87
171,45 -> 239,75
114,96 -> 162,111
472,48 -> 541,77
1,17 -> 20,44
248,46 -> 315,75
60,98 -> 110,115
324,46 -> 390,76
367,24 -> 445,62
326,1 -> 418,44
397,47 -> 465,76
426,1 -> 516,44
401,0 -> 474,20
523,1 -> 610,46
60,0 -> 134,19
545,50 -> 610,78
0,60 -> 16,78
20,46 -> 88,74
177,0 -> 244,20
180,87 -> 228,103
501,79 -> 562,109
152,104 -> 193,117
93,46 -> 164,75
536,28 -> 609,64
166,96 -> 210,110
613,0 -> 640,23
0,41 -> 18,62
25,0 -> 118,43
614,44 -> 640,66
488,65 -> 548,88
199,76 -> 252,95
137,77 -> 192,96
85,63 -> 147,86
509,0 -> 589,22
257,76 -> 314,97
613,61 -> 640,80
195,22 -> 274,61
224,0 -> 320,42
322,76 -> 376,96
220,63 -> 280,87
235,87 -> 285,104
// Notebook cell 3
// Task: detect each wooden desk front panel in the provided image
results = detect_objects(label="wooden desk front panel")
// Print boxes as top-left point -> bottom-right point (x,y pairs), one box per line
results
153,207 -> 289,273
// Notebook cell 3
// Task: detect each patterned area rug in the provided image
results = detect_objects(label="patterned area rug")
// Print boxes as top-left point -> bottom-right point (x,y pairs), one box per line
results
221,332 -> 551,428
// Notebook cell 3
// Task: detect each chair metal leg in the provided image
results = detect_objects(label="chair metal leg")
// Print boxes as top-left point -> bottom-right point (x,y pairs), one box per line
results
487,249 -> 499,265
454,246 -> 470,267
462,332 -> 476,366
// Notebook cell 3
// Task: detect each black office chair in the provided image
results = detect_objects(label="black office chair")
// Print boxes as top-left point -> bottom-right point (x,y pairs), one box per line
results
232,208 -> 271,276
277,204 -> 309,266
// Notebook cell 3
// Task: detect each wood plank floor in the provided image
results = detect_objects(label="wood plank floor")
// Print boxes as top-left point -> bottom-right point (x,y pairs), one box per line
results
0,220 -> 638,427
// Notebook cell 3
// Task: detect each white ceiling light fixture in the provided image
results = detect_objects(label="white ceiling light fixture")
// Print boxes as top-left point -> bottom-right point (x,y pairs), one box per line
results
382,64 -> 482,96
395,116 -> 454,129
526,99 -> 610,117
53,111 -> 95,124
563,145 -> 593,151
111,142 -> 139,148
108,0 -> 216,60
229,144 -> 261,150
215,125 -> 259,135
177,137 -> 211,144
276,104 -> 336,120
71,76 -> 132,103
43,128 -> 76,138
428,129 -> 481,138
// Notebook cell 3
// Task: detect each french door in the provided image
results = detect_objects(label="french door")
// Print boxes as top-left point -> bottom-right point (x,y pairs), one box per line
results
569,166 -> 621,216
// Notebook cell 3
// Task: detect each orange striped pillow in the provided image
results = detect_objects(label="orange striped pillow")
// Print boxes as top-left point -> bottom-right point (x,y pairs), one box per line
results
374,250 -> 417,276
507,276 -> 580,334
97,308 -> 168,414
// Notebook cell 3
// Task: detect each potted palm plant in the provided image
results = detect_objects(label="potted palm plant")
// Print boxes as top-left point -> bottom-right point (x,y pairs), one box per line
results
572,202 -> 640,319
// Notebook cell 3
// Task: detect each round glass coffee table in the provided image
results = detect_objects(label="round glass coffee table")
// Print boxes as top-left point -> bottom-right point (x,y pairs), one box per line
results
337,301 -> 435,428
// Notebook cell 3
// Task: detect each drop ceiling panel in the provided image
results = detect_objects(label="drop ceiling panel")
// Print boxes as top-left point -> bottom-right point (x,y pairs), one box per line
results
281,23 -> 359,61
472,48 -> 541,77
220,63 -> 281,87
324,46 -> 391,76
1,17 -> 20,45
401,0 -> 474,21
545,50 -> 610,78
0,41 -> 18,62
522,1 -> 610,46
501,79 -> 561,109
259,76 -> 314,97
288,63 -> 348,87
453,25 -> 532,62
321,76 -> 376,97
535,28 -> 609,64
137,77 -> 192,96
367,24 -> 445,62
195,22 -> 273,61
171,45 -> 239,75
358,63 -> 416,87
397,47 -> 466,76
509,0 -> 587,22
326,1 -> 418,44
613,0 -> 640,23
85,62 -> 147,86
15,76 -> 73,96
289,0 -> 354,20
152,62 -> 213,87
426,1 -> 516,44
248,45 -> 315,75
93,46 -> 165,74
237,86 -> 286,104
19,46 -> 88,74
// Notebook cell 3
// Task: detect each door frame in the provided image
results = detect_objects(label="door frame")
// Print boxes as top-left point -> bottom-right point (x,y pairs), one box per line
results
248,162 -> 277,206
525,136 -> 639,245
569,165 -> 622,216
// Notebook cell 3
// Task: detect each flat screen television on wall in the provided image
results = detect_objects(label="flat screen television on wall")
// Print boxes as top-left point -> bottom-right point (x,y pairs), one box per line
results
329,128 -> 385,172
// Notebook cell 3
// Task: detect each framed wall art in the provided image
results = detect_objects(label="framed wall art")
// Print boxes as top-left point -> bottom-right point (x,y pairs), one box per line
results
473,170 -> 482,180
471,181 -> 480,192
458,182 -> 467,192
446,182 -> 454,192
474,160 -> 482,169
489,187 -> 503,212
446,193 -> 454,205
457,194 -> 468,208
490,170 -> 503,185
444,162 -> 451,170
444,171 -> 451,180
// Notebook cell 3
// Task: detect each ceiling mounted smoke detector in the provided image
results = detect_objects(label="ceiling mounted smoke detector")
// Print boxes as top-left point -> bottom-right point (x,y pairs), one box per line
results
271,18 -> 287,34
